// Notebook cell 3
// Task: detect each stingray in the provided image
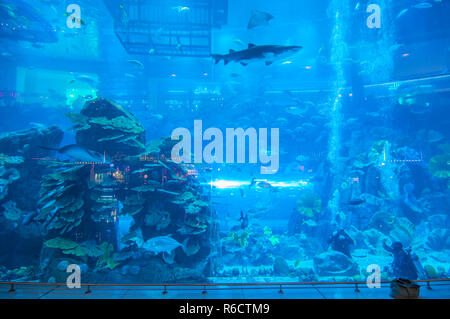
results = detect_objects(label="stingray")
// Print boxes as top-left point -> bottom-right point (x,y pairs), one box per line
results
39,144 -> 110,163
417,129 -> 444,143
248,10 -> 274,29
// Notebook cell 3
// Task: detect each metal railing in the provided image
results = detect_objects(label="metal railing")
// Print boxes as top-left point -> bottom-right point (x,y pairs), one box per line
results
1,278 -> 449,297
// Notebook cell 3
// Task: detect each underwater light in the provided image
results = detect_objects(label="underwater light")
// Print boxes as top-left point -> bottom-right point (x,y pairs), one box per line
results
282,61 -> 292,65
270,181 -> 308,187
209,179 -> 308,189
210,180 -> 248,189
402,53 -> 410,57
168,90 -> 187,93
265,90 -> 283,94
305,66 -> 312,69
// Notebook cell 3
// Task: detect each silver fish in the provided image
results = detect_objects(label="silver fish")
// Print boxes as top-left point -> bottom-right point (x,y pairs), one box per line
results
413,2 -> 432,9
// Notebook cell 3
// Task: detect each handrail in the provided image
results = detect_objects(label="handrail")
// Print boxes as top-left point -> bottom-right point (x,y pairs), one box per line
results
1,278 -> 449,287
2,279 -> 448,297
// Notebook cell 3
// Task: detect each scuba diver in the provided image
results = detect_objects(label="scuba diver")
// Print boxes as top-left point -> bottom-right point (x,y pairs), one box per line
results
327,229 -> 355,257
383,240 -> 422,280
238,210 -> 249,229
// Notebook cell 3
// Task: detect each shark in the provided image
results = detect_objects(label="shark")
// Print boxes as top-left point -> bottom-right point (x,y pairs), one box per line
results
212,43 -> 303,66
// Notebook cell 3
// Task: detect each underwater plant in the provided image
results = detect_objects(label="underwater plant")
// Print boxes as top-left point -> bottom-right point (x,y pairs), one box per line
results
177,213 -> 209,236
429,154 -> 450,179
352,140 -> 388,170
268,236 -> 280,246
365,140 -> 387,167
222,231 -> 250,250
424,265 -> 438,279
296,192 -> 322,218
96,242 -> 120,270
428,143 -> 450,179
44,237 -> 78,250
145,208 -> 171,230
172,191 -> 195,204
120,194 -> 146,216
389,217 -> 416,247
171,191 -> 209,215
263,226 -> 280,246
64,242 -> 104,258
44,237 -> 103,259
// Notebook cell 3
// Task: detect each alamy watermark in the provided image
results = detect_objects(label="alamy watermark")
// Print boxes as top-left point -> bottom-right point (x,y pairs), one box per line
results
66,4 -> 82,29
366,4 -> 381,29
66,264 -> 81,289
366,264 -> 381,288
170,120 -> 279,174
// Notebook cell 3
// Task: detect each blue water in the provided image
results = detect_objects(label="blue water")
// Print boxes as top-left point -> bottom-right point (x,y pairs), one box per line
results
0,0 -> 449,291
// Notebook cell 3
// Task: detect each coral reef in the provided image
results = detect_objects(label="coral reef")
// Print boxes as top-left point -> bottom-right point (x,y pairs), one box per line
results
426,229 -> 450,251
0,126 -> 63,158
1,91 -> 449,286
69,98 -> 146,157
144,205 -> 171,230
0,155 -> 22,201
29,99 -> 211,283
0,265 -> 38,281
36,163 -> 89,235
0,126 -> 65,270
0,125 -> 63,211
369,211 -> 395,234
1,200 -> 22,221
273,256 -> 290,275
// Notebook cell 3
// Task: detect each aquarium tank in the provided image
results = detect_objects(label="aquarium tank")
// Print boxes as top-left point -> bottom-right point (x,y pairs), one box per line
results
0,0 -> 449,299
